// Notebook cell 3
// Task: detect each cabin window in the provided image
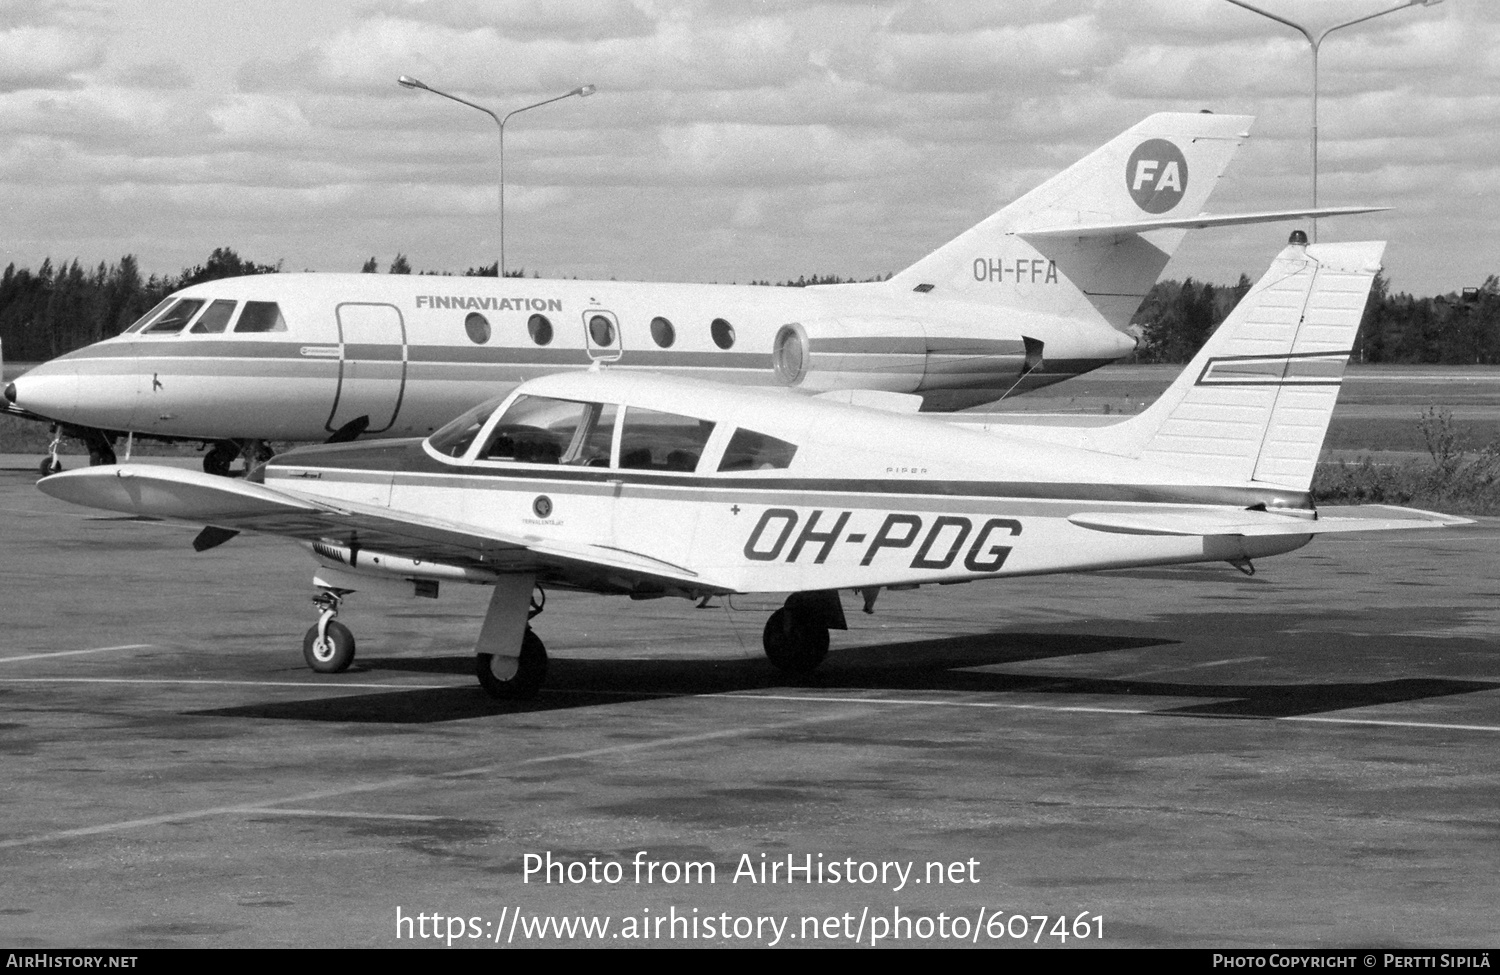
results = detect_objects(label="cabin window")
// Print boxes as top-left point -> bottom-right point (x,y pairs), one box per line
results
190,299 -> 238,334
426,395 -> 509,458
123,297 -> 176,334
465,312 -> 491,344
142,298 -> 205,334
528,313 -> 553,346
235,301 -> 287,333
650,316 -> 675,348
710,317 -> 735,349
587,314 -> 616,347
618,407 -> 716,472
718,428 -> 797,472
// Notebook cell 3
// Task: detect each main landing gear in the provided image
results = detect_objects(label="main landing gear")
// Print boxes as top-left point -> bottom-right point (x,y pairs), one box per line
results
761,590 -> 847,677
476,627 -> 547,700
203,439 -> 274,477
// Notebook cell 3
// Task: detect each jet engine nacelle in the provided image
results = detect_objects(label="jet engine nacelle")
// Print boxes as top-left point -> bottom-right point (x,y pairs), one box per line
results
771,318 -> 1045,399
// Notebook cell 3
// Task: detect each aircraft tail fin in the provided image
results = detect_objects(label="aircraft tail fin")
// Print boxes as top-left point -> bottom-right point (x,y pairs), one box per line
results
1083,237 -> 1385,491
887,112 -> 1255,331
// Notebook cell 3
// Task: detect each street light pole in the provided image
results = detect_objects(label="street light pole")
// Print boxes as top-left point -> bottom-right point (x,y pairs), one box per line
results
398,76 -> 596,277
1221,0 -> 1443,241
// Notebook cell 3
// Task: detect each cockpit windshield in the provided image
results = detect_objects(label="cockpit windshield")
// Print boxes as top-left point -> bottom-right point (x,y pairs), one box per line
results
122,297 -> 176,334
427,394 -> 512,458
141,298 -> 205,334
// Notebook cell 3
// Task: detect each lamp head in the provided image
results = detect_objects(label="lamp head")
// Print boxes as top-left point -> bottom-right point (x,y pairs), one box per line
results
397,75 -> 428,90
574,84 -> 597,97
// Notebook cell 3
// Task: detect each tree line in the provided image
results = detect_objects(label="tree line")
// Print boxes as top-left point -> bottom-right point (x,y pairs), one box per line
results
1127,272 -> 1500,366
1,247 -> 1495,365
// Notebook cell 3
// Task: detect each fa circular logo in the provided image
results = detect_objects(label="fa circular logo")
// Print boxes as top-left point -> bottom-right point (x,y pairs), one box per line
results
533,495 -> 553,519
1125,138 -> 1188,214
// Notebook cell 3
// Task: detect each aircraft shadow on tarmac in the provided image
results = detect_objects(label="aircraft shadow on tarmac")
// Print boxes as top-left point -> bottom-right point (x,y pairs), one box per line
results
190,629 -> 1500,725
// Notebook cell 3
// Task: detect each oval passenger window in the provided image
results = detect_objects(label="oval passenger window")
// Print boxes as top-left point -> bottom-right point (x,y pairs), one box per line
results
528,313 -> 553,346
465,312 -> 491,344
588,314 -> 615,347
711,317 -> 735,350
650,316 -> 675,348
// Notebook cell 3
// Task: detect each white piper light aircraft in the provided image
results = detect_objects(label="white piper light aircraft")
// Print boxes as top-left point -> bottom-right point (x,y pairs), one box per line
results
7,111 -> 1376,474
39,236 -> 1463,699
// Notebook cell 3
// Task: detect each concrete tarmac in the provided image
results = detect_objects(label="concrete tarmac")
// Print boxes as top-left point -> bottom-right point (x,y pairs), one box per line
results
2,455 -> 1499,948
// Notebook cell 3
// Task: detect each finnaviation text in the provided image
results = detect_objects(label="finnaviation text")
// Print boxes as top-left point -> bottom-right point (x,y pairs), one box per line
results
415,295 -> 562,312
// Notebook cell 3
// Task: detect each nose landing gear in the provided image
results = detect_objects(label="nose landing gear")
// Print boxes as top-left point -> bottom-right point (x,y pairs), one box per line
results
303,590 -> 356,673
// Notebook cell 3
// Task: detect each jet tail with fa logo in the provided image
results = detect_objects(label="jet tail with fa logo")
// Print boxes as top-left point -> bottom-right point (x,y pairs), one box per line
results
886,112 -> 1384,340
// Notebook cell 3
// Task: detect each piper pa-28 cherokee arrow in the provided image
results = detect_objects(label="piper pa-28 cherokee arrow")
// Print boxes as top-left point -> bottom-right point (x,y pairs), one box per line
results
8,111 -> 1377,475
40,236 -> 1463,699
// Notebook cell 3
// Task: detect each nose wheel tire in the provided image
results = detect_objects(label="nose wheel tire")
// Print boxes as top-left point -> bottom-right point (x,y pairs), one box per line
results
39,457 -> 62,476
477,628 -> 547,700
303,619 -> 356,673
762,607 -> 830,675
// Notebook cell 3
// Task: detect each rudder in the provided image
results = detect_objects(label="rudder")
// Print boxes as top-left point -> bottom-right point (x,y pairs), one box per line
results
1082,237 -> 1385,491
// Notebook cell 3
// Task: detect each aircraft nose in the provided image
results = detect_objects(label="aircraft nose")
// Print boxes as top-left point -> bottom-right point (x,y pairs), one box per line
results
7,366 -> 80,420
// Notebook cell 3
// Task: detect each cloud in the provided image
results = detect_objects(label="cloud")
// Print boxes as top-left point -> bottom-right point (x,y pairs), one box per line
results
1,0 -> 1497,295
0,25 -> 102,91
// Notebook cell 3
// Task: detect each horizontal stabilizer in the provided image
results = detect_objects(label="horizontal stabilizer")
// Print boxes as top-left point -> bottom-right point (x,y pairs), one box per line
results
1016,206 -> 1388,239
1069,505 -> 1470,538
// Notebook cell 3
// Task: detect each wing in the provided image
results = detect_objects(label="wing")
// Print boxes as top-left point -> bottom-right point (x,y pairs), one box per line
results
38,464 -> 729,595
1068,504 -> 1471,538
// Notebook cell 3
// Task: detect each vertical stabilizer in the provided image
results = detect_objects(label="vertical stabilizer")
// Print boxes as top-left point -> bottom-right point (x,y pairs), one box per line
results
888,113 -> 1253,332
1082,239 -> 1385,491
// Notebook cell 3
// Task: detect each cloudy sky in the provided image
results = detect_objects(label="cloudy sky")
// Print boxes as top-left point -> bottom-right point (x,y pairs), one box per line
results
1,0 -> 1493,296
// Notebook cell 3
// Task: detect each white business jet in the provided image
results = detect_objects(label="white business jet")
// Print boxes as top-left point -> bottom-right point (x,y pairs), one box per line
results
39,234 -> 1461,699
8,111 -> 1376,474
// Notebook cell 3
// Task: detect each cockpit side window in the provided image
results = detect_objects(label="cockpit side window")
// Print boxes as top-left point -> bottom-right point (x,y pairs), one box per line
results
142,298 -> 206,334
235,301 -> 287,333
123,297 -> 176,334
619,407 -> 716,472
189,299 -> 238,334
717,428 -> 798,472
477,395 -> 600,466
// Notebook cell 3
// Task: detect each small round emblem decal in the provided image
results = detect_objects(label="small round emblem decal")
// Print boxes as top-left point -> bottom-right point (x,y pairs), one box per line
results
533,495 -> 553,518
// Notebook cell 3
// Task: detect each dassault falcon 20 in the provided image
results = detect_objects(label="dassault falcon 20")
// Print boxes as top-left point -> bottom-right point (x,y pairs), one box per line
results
39,235 -> 1462,699
8,111 -> 1376,474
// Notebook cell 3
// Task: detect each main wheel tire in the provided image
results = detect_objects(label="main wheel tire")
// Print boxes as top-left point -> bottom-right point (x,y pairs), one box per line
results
762,607 -> 830,676
203,441 -> 239,477
303,619 -> 356,673
39,457 -> 62,476
88,444 -> 117,466
476,628 -> 547,700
